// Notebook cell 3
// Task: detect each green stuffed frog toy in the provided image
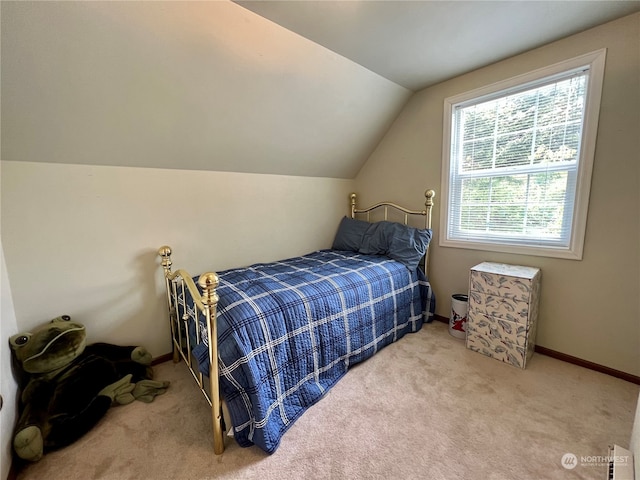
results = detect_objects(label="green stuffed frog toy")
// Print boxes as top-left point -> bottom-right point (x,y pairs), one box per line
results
10,315 -> 169,462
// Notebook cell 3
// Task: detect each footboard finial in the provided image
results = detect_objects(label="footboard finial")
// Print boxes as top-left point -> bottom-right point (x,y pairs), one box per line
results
198,272 -> 220,307
158,245 -> 173,274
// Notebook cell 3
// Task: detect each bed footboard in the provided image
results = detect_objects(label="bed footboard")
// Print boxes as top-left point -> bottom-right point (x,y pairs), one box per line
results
158,246 -> 225,454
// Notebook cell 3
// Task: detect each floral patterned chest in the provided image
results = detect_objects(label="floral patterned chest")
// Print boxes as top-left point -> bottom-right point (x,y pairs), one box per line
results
466,262 -> 541,369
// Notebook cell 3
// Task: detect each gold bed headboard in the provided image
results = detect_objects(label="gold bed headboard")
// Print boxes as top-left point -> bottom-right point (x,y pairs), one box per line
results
350,189 -> 436,273
350,189 -> 435,230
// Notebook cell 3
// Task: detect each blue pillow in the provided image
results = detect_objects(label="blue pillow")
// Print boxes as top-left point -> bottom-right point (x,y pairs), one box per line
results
359,221 -> 391,256
360,221 -> 431,271
332,217 -> 432,270
332,216 -> 370,252
386,223 -> 432,270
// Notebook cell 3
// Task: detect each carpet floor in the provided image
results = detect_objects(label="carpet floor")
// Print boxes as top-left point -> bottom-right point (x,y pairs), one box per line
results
15,321 -> 639,480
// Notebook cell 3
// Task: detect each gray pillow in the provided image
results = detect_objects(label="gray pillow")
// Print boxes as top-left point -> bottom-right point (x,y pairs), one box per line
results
359,221 -> 432,270
359,221 -> 390,256
386,223 -> 432,270
332,216 -> 370,252
332,217 -> 432,270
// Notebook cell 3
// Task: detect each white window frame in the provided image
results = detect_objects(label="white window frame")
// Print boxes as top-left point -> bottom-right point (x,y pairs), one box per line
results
439,49 -> 606,260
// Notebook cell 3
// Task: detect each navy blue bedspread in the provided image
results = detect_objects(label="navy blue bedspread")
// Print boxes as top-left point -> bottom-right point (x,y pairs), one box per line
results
181,250 -> 435,454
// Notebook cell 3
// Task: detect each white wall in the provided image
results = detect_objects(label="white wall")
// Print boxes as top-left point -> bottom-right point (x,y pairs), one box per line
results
1,242 -> 19,480
1,161 -> 354,355
355,13 -> 640,376
631,392 -> 640,479
0,1 -> 410,179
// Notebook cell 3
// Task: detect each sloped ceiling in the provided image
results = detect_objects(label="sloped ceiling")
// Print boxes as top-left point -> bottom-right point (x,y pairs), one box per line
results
2,1 -> 639,179
237,0 -> 640,92
0,1 -> 409,178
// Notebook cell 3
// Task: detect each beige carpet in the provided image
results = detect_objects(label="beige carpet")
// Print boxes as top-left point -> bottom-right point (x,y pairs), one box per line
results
15,321 -> 639,480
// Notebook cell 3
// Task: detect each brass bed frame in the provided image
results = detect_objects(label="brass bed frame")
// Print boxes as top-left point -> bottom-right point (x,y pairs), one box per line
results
157,189 -> 435,454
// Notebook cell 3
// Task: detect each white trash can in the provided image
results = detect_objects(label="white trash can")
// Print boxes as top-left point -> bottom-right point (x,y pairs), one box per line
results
449,294 -> 468,339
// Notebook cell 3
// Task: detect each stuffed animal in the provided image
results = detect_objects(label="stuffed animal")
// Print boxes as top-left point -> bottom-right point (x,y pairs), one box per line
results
9,315 -> 169,462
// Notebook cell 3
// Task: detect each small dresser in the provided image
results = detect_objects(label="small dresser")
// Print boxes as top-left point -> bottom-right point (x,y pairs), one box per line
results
466,262 -> 541,369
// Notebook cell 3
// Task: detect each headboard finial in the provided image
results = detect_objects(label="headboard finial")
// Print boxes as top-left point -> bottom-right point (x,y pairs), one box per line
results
425,189 -> 435,207
158,245 -> 173,274
350,193 -> 357,218
424,190 -> 435,230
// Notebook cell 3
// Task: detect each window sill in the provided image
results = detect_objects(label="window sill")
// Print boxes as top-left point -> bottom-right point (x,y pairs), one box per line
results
439,237 -> 583,260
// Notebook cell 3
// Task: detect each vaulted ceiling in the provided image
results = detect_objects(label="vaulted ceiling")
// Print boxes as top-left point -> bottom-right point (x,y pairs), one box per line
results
237,1 -> 640,92
2,1 -> 638,179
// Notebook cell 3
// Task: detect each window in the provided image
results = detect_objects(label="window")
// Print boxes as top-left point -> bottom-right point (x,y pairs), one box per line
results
440,49 -> 606,260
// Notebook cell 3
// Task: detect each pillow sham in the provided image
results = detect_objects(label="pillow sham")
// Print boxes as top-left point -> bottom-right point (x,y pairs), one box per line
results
360,221 -> 431,270
386,223 -> 432,271
332,216 -> 371,252
332,217 -> 432,271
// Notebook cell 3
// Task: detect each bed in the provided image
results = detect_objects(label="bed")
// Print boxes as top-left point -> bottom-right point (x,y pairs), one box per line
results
157,190 -> 436,454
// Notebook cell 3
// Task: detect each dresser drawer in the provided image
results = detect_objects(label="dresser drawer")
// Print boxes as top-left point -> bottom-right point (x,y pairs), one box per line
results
470,269 -> 534,302
468,291 -> 532,325
467,310 -> 528,348
465,331 -> 527,369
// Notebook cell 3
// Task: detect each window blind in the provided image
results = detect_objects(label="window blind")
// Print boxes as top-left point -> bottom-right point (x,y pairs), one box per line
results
447,70 -> 589,248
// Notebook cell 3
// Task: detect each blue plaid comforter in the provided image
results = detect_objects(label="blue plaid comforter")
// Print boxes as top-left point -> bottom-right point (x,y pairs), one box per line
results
182,250 -> 435,453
